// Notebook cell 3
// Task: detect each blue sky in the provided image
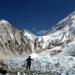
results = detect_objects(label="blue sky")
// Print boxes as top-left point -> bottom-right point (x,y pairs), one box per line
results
0,0 -> 75,35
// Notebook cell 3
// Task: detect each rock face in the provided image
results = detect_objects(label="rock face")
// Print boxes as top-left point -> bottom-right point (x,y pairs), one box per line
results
0,11 -> 75,74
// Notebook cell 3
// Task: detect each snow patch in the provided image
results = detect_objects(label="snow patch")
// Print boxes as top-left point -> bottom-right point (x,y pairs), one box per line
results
30,53 -> 38,59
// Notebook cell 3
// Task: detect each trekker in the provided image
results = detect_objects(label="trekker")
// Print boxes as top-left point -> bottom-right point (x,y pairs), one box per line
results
26,56 -> 33,70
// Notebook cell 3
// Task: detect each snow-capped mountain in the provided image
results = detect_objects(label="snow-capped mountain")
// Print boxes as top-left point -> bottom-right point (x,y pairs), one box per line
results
0,20 -> 37,59
0,11 -> 75,58
36,11 -> 75,55
0,11 -> 75,74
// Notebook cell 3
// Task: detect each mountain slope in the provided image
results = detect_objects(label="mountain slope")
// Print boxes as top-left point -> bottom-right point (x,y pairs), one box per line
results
35,11 -> 75,55
0,20 -> 37,59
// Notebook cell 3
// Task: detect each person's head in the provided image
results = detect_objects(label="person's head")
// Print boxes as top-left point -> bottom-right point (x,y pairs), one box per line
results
29,56 -> 31,58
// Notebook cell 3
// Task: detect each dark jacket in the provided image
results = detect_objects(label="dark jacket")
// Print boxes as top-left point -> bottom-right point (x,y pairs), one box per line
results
26,57 -> 33,65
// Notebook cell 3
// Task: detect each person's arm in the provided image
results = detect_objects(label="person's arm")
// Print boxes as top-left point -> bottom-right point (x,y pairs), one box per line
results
31,58 -> 34,61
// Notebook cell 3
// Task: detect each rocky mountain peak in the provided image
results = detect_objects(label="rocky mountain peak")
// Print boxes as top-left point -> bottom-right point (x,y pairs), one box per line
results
0,19 -> 12,32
